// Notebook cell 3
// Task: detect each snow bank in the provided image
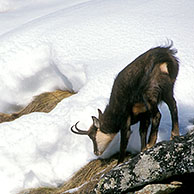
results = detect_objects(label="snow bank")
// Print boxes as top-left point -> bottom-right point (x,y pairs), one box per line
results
0,0 -> 194,193
0,0 -> 90,35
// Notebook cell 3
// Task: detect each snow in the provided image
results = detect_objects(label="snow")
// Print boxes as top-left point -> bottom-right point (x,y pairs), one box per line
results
0,0 -> 194,193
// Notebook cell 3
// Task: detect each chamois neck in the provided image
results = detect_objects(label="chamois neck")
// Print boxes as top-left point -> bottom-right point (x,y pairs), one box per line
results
100,105 -> 125,134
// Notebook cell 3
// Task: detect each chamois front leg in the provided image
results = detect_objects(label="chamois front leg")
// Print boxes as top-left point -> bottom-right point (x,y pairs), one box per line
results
146,107 -> 161,149
118,116 -> 132,164
164,93 -> 179,139
139,113 -> 151,151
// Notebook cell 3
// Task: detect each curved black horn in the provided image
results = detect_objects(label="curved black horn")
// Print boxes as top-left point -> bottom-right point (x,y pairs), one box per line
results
71,121 -> 88,135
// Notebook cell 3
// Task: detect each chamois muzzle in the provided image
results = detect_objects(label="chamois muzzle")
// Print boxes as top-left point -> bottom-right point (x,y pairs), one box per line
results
71,121 -> 88,135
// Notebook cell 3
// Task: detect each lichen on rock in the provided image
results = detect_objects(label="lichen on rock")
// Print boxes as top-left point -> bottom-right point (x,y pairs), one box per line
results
93,128 -> 194,193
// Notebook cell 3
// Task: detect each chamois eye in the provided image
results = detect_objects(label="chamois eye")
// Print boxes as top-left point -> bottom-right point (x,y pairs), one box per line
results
90,125 -> 98,131
93,126 -> 98,130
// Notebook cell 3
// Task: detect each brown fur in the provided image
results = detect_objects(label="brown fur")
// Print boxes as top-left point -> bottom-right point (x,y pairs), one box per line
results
132,103 -> 147,115
0,90 -> 74,123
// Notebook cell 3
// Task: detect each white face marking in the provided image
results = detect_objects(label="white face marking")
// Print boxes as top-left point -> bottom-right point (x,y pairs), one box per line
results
160,63 -> 168,74
95,130 -> 116,155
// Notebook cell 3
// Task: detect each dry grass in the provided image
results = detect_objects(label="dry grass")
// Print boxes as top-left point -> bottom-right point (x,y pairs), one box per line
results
19,153 -> 133,194
19,188 -> 56,194
0,90 -> 74,123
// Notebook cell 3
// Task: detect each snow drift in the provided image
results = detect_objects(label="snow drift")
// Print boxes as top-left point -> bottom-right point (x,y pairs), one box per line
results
0,0 -> 194,194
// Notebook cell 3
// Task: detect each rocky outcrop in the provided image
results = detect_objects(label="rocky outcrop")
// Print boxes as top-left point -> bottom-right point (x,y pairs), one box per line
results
20,128 -> 194,194
93,128 -> 194,193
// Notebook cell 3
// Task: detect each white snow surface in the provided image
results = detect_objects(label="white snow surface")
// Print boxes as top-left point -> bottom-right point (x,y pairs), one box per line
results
0,0 -> 194,193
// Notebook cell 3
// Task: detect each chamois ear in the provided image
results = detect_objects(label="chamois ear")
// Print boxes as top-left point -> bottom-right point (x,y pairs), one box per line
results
92,116 -> 100,129
98,109 -> 103,120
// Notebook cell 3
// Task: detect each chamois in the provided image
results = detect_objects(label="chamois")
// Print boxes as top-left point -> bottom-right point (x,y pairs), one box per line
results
71,44 -> 179,163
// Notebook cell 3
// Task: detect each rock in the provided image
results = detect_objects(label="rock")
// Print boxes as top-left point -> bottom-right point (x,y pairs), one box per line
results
19,128 -> 194,194
134,182 -> 182,194
93,129 -> 194,193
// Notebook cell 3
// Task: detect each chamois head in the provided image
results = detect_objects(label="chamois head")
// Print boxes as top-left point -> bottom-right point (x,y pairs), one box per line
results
71,109 -> 116,156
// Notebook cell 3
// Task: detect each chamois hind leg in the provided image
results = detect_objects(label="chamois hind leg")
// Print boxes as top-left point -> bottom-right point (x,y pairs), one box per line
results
164,92 -> 179,139
118,116 -> 132,164
139,113 -> 151,151
146,107 -> 161,149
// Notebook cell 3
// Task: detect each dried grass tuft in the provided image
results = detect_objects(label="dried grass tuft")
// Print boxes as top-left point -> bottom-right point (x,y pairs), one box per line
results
0,90 -> 74,123
19,153 -> 133,194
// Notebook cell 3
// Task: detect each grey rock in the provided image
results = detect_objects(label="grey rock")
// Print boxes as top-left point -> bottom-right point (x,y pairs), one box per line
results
134,182 -> 182,194
93,129 -> 194,193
